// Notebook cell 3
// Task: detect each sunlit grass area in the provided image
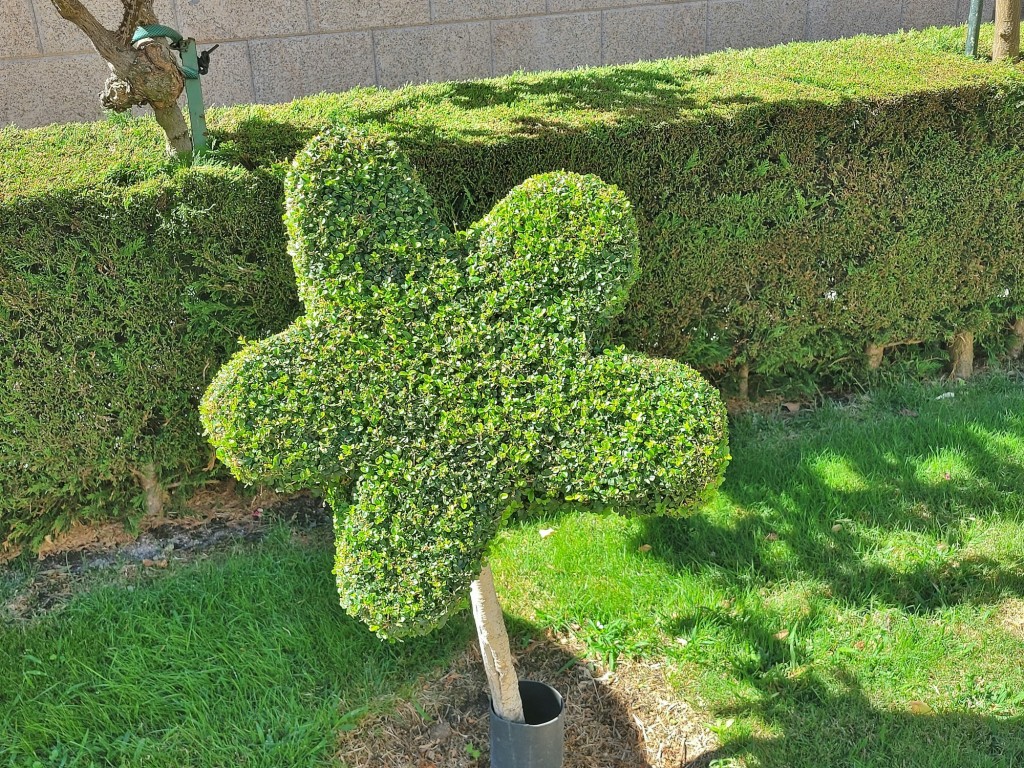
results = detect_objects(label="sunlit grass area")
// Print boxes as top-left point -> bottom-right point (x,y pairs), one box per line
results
492,373 -> 1024,766
3,374 -> 1023,766
0,532 -> 472,767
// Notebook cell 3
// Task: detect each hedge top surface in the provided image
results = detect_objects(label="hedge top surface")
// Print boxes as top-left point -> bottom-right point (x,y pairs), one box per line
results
200,129 -> 729,639
3,25 -> 1023,201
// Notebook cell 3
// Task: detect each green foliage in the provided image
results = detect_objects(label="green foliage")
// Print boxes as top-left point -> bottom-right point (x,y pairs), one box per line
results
5,26 -> 1024,544
200,129 -> 730,639
5,376 -> 1024,767
0,169 -> 298,545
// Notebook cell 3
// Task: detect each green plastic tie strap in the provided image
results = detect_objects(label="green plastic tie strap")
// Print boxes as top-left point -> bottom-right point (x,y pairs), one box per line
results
132,24 -> 208,153
132,24 -> 182,45
132,25 -> 198,78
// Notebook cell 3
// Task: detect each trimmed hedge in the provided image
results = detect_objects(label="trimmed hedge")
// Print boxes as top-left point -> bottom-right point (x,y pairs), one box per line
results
3,26 -> 1024,545
201,129 -> 729,637
0,171 -> 298,543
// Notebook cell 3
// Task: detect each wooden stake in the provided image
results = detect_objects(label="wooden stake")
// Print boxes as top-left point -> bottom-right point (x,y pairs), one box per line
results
993,0 -> 1021,61
470,565 -> 524,723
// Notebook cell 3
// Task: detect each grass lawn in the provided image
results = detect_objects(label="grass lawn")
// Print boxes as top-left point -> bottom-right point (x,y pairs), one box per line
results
3,374 -> 1023,767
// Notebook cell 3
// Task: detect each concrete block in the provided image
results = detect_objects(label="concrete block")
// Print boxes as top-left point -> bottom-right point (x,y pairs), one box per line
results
708,0 -> 807,52
312,0 -> 429,33
430,0 -> 544,23
0,54 -> 108,128
197,41 -> 254,107
376,22 -> 492,88
178,0 -> 308,42
32,0 -> 178,54
603,3 -> 706,66
2,0 -> 40,58
493,13 -> 601,75
902,0 -> 958,29
250,32 -> 375,104
549,0 -> 648,12
808,0 -> 903,39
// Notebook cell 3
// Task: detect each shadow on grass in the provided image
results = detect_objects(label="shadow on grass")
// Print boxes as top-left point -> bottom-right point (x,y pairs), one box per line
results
0,525 -> 663,767
645,401 -> 1024,612
687,667 -> 1024,768
637,382 -> 1024,766
442,66 -> 711,123
213,63 -> 767,171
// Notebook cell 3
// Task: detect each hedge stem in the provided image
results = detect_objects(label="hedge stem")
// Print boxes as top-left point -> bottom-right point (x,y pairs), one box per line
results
950,331 -> 975,380
1010,318 -> 1024,359
131,462 -> 166,518
866,342 -> 885,370
737,362 -> 750,400
470,565 -> 524,723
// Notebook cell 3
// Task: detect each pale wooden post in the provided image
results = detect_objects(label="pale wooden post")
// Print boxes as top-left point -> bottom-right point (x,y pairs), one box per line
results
993,0 -> 1021,61
470,565 -> 525,723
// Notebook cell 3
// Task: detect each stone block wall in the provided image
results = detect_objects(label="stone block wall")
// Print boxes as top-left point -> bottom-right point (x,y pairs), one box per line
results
0,0 -> 982,129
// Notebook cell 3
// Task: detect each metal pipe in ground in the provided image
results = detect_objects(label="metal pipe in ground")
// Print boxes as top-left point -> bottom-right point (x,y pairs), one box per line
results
490,681 -> 565,768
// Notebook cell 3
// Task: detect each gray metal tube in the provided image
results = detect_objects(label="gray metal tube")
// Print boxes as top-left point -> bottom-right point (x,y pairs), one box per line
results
966,0 -> 984,56
490,681 -> 564,768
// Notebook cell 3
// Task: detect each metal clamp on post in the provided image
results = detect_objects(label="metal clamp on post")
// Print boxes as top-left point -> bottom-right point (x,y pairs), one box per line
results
132,24 -> 216,153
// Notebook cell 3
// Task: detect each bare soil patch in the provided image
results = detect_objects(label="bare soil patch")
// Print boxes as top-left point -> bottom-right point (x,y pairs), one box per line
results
998,598 -> 1024,639
2,485 -> 329,621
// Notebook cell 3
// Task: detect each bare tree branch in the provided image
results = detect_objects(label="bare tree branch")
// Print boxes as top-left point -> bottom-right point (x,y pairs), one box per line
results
117,0 -> 157,47
49,0 -> 190,155
49,0 -> 124,65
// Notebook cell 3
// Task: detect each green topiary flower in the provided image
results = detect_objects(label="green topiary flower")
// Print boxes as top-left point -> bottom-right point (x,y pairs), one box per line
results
200,128 -> 729,639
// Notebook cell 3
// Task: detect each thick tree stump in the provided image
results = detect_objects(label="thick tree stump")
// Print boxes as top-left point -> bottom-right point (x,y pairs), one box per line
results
950,331 -> 974,380
470,565 -> 524,723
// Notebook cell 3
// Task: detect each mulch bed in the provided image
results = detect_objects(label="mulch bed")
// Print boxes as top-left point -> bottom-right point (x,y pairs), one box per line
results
336,633 -> 717,768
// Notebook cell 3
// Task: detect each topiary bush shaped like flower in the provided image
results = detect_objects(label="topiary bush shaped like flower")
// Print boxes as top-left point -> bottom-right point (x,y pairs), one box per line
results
201,128 -> 729,639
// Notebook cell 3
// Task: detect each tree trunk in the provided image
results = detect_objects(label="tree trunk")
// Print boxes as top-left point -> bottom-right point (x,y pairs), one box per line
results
737,362 -> 749,401
49,0 -> 189,156
993,0 -> 1021,60
1010,318 -> 1024,359
470,565 -> 524,723
950,331 -> 975,380
132,462 -> 166,517
153,102 -> 192,156
865,342 -> 885,370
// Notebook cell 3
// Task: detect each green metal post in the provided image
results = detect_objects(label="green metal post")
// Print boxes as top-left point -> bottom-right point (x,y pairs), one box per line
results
965,0 -> 984,56
178,39 -> 208,153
